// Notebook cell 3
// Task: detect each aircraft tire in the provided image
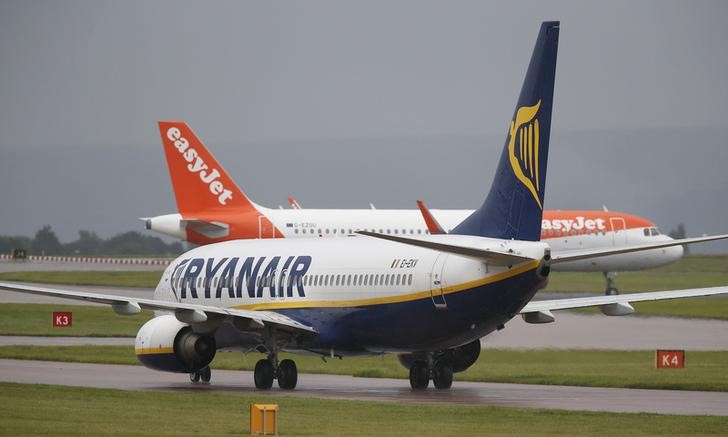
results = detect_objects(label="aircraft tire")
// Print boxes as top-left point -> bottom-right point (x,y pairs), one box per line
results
199,366 -> 211,383
277,359 -> 298,390
254,359 -> 274,389
409,360 -> 430,390
189,371 -> 201,383
432,364 -> 453,390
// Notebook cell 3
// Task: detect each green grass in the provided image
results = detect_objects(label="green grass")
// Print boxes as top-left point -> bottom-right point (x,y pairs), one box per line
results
1,383 -> 727,436
545,255 -> 728,293
0,304 -> 153,337
3,346 -> 727,392
0,270 -> 161,288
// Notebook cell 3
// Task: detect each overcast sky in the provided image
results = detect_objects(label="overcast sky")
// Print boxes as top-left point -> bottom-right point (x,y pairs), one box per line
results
1,0 -> 727,251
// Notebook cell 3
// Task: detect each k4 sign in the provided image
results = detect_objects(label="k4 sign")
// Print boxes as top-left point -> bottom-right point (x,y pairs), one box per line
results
656,350 -> 685,368
52,311 -> 73,328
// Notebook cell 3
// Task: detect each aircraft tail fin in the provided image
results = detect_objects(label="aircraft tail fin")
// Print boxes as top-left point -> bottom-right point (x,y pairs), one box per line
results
158,121 -> 257,215
452,21 -> 559,241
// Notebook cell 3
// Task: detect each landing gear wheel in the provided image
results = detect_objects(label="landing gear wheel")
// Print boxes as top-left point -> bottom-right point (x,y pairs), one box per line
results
277,359 -> 298,390
432,364 -> 453,390
604,272 -> 619,295
189,371 -> 200,383
254,359 -> 274,389
409,360 -> 430,390
199,366 -> 211,383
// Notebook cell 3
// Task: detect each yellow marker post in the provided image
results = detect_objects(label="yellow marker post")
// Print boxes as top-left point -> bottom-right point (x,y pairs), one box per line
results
250,404 -> 278,435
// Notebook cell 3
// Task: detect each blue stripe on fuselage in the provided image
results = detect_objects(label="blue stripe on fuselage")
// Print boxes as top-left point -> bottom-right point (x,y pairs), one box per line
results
275,266 -> 542,354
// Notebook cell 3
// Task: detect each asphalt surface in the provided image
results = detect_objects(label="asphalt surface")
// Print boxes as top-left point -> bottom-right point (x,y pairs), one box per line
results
2,359 -> 727,416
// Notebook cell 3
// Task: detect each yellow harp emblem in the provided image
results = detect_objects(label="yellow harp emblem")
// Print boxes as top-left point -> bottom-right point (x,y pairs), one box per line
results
508,100 -> 543,209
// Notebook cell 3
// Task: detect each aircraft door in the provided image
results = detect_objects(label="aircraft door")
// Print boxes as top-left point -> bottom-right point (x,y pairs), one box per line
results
609,217 -> 627,246
258,215 -> 277,239
430,253 -> 448,310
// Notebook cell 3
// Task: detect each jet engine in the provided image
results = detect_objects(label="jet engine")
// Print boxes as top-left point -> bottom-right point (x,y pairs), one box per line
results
135,315 -> 216,373
397,339 -> 481,373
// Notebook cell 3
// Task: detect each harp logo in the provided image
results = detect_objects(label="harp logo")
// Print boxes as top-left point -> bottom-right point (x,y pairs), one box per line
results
507,100 -> 543,209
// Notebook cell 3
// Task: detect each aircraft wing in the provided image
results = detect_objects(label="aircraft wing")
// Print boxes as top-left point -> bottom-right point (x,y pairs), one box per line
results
520,286 -> 728,323
356,231 -> 535,265
550,234 -> 728,264
0,281 -> 317,335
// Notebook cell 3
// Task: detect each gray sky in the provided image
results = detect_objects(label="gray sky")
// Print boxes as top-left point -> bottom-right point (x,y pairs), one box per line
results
1,0 -> 727,252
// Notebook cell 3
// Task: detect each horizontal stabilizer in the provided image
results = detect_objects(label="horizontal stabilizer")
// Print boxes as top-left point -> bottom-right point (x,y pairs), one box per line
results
550,234 -> 728,264
181,219 -> 230,239
356,231 -> 536,266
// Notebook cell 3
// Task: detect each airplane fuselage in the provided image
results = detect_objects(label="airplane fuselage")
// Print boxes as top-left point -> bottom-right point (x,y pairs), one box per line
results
149,209 -> 683,272
155,236 -> 550,355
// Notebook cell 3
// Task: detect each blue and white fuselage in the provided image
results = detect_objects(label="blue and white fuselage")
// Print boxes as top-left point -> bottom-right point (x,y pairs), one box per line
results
155,236 -> 550,355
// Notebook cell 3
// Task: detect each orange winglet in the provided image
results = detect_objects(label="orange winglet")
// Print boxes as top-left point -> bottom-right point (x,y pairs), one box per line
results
288,196 -> 301,209
417,200 -> 446,234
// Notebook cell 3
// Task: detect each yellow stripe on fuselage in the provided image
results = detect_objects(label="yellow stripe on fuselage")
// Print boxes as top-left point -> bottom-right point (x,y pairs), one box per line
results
232,259 -> 540,311
135,347 -> 174,355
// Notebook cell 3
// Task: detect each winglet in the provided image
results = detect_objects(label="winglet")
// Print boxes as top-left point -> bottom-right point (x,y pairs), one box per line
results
288,196 -> 302,209
416,200 -> 446,234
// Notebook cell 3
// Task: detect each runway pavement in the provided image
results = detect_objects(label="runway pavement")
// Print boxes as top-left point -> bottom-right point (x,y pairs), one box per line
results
2,359 -> 726,416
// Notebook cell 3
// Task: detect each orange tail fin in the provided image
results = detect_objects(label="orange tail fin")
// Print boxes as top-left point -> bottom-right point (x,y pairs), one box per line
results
158,121 -> 256,214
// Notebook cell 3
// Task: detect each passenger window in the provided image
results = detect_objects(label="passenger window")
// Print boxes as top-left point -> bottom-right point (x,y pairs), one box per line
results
363,275 -> 368,286
394,229 -> 398,234
385,275 -> 390,286
374,275 -> 379,286
326,229 -> 330,234
408,274 -> 413,286
417,229 -> 422,234
396,274 -> 401,286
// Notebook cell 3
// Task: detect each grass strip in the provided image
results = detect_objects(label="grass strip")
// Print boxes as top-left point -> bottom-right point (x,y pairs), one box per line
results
0,304 -> 153,337
2,382 -> 727,436
0,270 -> 161,288
2,346 -> 726,392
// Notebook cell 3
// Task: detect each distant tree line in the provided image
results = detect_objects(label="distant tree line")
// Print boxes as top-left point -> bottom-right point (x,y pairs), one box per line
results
0,225 -> 184,256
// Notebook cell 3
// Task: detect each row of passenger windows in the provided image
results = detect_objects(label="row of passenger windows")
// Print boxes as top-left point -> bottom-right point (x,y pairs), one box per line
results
175,273 -> 414,290
293,228 -> 432,235
304,272 -> 413,287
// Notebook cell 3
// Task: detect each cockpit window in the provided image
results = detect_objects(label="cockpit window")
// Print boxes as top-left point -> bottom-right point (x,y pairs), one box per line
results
651,227 -> 660,236
644,228 -> 650,236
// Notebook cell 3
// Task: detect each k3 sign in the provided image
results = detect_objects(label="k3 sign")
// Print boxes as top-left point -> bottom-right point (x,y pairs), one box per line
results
52,311 -> 73,328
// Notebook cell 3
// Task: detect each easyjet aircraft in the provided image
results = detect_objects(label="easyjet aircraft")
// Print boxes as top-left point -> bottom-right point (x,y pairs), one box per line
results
7,22 -> 726,391
146,116 -> 682,295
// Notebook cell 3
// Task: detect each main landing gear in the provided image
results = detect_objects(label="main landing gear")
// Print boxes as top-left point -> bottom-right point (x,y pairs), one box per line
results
254,355 -> 298,390
189,366 -> 211,384
604,271 -> 619,295
409,357 -> 453,390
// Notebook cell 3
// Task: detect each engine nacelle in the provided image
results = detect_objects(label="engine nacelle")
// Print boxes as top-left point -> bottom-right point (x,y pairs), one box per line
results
397,339 -> 481,373
135,315 -> 216,373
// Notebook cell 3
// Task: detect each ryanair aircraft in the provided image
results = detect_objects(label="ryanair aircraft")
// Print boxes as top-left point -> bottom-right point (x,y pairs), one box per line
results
2,22 -> 727,391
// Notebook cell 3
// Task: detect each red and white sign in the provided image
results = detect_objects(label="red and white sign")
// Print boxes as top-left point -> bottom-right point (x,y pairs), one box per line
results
52,311 -> 73,328
656,350 -> 685,368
